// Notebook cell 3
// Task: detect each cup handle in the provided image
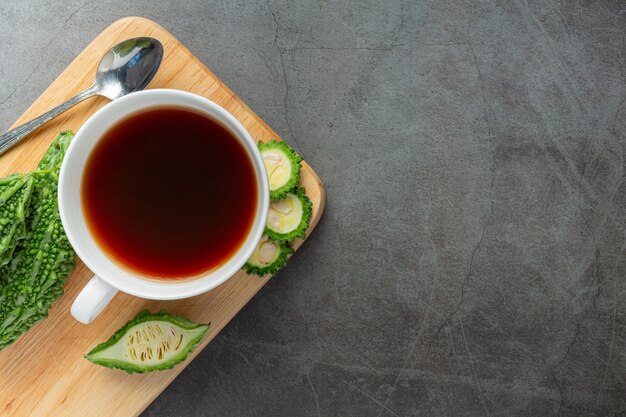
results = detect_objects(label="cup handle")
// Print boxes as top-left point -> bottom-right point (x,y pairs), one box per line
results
71,275 -> 118,324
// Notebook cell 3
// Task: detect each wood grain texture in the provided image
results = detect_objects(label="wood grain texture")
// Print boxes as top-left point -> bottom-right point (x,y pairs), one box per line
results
0,17 -> 325,417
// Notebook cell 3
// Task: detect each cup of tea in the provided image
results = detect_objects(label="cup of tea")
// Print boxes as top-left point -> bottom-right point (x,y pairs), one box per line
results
59,89 -> 269,324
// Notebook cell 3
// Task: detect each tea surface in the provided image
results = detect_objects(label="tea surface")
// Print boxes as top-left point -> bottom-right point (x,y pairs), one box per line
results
82,108 -> 257,279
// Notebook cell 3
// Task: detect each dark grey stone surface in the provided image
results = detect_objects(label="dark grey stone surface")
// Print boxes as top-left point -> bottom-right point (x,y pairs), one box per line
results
1,1 -> 625,416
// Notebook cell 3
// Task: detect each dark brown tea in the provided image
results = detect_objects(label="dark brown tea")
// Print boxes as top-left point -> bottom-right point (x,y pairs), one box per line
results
82,108 -> 258,279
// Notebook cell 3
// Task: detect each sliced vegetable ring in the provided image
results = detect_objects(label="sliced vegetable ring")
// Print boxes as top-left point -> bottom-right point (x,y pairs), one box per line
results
243,235 -> 294,276
265,187 -> 312,242
85,310 -> 210,373
259,140 -> 302,199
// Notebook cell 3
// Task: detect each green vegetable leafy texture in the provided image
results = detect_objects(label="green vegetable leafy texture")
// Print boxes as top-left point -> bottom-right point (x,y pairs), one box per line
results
0,173 -> 34,269
0,131 -> 76,350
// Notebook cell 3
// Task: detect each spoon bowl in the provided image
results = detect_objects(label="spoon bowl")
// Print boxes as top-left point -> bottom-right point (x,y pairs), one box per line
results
96,38 -> 163,100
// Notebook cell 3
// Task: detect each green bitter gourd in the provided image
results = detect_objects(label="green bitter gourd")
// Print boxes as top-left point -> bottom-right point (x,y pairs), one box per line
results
259,140 -> 302,199
0,131 -> 76,350
85,310 -> 210,373
243,235 -> 294,276
0,174 -> 34,268
265,187 -> 312,242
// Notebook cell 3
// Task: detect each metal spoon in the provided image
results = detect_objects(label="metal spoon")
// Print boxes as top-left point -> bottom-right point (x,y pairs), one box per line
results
0,37 -> 164,155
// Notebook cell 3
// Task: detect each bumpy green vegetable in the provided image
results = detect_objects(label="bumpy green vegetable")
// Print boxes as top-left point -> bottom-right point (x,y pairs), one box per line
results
265,187 -> 312,242
37,131 -> 73,171
85,310 -> 210,373
0,131 -> 76,350
0,174 -> 34,268
259,140 -> 302,199
243,235 -> 294,276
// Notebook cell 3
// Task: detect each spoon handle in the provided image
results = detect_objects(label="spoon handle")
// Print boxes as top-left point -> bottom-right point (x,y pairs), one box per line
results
0,84 -> 100,156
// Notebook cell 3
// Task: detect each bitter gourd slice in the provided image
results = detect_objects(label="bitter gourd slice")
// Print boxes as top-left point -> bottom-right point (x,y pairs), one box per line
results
243,235 -> 294,276
259,140 -> 302,199
85,310 -> 210,373
265,187 -> 312,242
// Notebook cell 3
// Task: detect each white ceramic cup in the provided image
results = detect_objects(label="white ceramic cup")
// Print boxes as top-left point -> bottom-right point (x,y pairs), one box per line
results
59,89 -> 269,324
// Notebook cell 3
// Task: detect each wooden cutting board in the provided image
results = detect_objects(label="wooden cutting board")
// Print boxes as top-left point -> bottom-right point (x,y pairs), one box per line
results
0,17 -> 325,417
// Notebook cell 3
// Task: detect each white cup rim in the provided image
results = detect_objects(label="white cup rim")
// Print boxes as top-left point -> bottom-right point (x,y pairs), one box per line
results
58,89 -> 269,300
